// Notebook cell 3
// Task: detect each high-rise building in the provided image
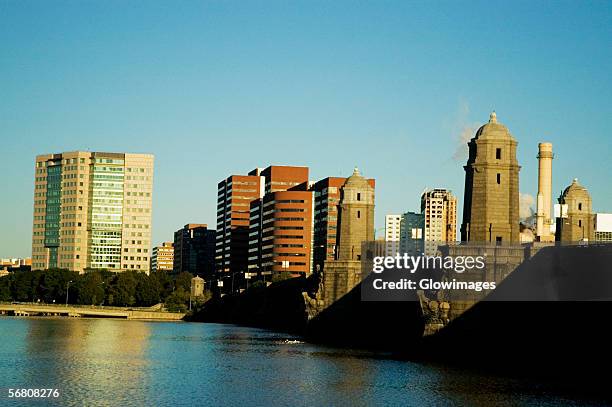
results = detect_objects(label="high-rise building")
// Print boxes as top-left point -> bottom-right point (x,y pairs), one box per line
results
312,177 -> 345,273
247,166 -> 312,277
31,151 -> 154,273
594,213 -> 612,242
421,189 -> 457,255
555,179 -> 595,243
400,211 -> 424,255
384,214 -> 402,256
173,224 -> 216,278
461,112 -> 520,243
312,176 -> 375,273
215,170 -> 264,275
151,242 -> 174,272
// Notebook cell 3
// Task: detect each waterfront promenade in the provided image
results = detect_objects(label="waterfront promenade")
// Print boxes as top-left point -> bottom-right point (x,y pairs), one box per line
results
0,303 -> 184,321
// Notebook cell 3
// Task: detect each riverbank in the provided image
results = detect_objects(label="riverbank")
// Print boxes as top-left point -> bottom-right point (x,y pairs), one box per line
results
0,303 -> 184,321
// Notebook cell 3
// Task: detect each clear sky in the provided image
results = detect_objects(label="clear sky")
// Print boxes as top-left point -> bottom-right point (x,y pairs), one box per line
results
1,1 -> 610,258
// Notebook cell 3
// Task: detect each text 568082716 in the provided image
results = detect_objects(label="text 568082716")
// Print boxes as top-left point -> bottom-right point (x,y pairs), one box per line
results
8,389 -> 59,398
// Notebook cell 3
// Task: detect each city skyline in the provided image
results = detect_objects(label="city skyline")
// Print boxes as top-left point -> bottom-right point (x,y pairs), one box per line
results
2,1 -> 611,257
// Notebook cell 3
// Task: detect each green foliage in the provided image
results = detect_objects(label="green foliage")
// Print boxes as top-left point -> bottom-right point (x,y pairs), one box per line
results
174,271 -> 193,292
0,269 -> 205,311
77,272 -> 105,305
152,272 -> 174,300
135,272 -> 162,306
113,271 -> 138,306
0,276 -> 10,301
38,269 -> 79,304
164,287 -> 190,312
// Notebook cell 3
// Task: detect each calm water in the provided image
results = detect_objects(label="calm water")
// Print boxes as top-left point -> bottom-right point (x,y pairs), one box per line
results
0,318 -> 599,406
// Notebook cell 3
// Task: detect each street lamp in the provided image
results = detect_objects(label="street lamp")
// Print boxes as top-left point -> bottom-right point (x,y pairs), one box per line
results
65,280 -> 73,307
231,272 -> 240,294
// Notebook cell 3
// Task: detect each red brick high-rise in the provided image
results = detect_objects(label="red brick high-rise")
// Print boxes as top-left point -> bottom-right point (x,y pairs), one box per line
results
215,170 -> 264,276
247,166 -> 313,277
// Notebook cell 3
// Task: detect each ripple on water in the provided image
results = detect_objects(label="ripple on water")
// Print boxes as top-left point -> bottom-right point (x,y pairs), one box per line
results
0,319 -> 605,407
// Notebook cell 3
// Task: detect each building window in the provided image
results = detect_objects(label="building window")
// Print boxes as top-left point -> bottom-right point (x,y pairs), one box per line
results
496,148 -> 502,159
496,173 -> 501,184
578,203 -> 582,211
357,193 -> 361,201
496,236 -> 502,245
357,210 -> 361,219
579,220 -> 582,227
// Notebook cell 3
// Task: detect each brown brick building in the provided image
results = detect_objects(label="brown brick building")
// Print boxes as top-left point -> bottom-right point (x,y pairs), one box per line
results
215,171 -> 264,275
247,166 -> 312,277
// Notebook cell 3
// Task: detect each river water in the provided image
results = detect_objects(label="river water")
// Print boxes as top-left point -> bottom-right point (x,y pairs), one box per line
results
0,318 -> 601,406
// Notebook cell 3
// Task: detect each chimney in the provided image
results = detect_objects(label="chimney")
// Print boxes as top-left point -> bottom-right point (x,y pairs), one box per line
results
536,142 -> 554,241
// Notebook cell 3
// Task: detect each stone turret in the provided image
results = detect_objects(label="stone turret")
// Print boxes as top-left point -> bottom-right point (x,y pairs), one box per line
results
556,179 -> 594,242
336,167 -> 375,260
461,112 -> 521,243
305,167 -> 376,317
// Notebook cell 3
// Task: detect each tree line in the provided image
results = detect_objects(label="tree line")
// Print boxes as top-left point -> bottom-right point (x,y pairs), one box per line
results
0,269 -> 198,312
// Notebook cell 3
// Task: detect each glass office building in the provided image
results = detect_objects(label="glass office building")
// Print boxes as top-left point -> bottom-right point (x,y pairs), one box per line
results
32,151 -> 154,273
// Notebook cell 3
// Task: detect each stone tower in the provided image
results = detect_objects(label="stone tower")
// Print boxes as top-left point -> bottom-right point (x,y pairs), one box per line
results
335,167 -> 375,260
306,168 -> 376,312
190,275 -> 205,298
460,112 -> 521,243
556,179 -> 594,242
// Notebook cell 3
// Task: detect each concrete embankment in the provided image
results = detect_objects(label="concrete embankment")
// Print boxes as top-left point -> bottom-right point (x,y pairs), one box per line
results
0,304 -> 184,321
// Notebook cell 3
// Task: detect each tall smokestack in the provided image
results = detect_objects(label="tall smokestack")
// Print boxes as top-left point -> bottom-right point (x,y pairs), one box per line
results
536,142 -> 554,241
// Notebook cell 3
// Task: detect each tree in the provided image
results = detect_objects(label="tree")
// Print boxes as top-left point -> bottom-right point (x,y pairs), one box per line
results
150,272 -> 173,301
174,271 -> 193,292
10,271 -> 37,302
114,271 -> 137,306
135,272 -> 161,306
38,269 -> 78,304
164,287 -> 189,312
77,272 -> 105,305
0,275 -> 10,301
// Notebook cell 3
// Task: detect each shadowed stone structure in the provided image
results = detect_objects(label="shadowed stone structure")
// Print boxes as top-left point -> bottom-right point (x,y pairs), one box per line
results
556,178 -> 595,242
461,112 -> 521,243
305,168 -> 375,315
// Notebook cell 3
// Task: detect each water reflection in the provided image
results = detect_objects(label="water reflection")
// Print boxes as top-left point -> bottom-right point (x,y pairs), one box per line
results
22,318 -> 150,405
0,319 -> 603,406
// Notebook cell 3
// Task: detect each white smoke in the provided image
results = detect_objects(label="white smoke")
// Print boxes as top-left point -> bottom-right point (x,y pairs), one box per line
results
451,101 -> 480,161
519,193 -> 535,220
452,124 -> 479,161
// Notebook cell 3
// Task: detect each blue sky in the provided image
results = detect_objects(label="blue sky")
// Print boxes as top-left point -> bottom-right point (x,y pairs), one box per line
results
1,1 -> 610,257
